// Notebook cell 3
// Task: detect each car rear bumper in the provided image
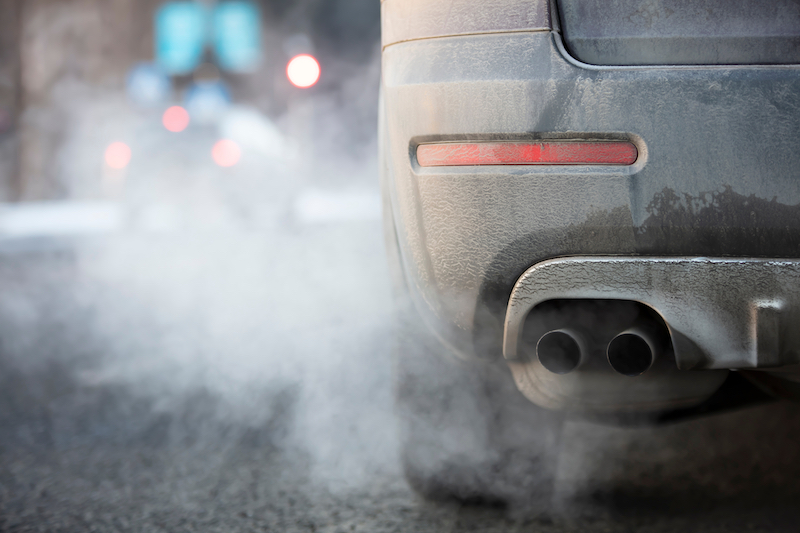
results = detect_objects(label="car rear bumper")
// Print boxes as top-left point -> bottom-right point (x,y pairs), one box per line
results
381,30 -> 800,409
502,256 -> 800,411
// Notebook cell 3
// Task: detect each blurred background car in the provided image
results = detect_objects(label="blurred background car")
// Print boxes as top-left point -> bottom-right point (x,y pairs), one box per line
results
381,0 -> 800,505
0,0 -> 380,206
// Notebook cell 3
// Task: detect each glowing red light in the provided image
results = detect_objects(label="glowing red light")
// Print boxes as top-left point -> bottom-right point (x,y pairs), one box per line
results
104,142 -> 132,169
286,54 -> 320,88
162,105 -> 190,132
212,139 -> 241,167
416,141 -> 638,166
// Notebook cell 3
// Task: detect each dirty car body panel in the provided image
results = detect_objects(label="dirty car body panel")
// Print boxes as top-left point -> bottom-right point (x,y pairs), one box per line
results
381,0 -> 800,415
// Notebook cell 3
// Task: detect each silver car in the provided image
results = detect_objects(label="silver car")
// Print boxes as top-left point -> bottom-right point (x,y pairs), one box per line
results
380,0 -> 800,505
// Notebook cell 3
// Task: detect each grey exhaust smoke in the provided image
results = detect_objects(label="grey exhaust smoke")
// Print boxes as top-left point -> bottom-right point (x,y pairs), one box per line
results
536,328 -> 584,374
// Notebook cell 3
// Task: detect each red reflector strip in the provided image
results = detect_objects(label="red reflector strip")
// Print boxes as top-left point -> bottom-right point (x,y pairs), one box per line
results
416,141 -> 638,167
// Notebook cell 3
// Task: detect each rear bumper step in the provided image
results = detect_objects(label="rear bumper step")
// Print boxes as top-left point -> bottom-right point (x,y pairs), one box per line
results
502,257 -> 800,412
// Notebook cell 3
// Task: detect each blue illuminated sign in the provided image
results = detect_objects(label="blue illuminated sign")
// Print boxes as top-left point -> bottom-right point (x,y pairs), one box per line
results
126,62 -> 171,106
184,80 -> 232,124
212,1 -> 262,73
155,2 -> 208,75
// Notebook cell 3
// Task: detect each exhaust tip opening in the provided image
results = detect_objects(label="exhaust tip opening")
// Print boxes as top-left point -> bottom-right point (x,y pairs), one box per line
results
607,332 -> 654,376
537,329 -> 582,375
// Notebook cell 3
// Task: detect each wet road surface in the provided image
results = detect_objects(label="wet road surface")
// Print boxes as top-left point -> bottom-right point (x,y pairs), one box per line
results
1,220 -> 800,532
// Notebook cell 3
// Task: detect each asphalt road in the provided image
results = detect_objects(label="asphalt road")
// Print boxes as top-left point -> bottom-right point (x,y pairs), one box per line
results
1,219 -> 800,533
3,41 -> 800,531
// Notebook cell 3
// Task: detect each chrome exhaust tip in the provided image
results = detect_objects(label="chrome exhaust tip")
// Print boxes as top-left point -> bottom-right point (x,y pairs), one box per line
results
607,328 -> 657,376
536,328 -> 584,375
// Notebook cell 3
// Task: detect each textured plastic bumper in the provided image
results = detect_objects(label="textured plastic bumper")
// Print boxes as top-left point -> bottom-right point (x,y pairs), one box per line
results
381,30 -> 800,364
504,257 -> 800,371
499,256 -> 800,411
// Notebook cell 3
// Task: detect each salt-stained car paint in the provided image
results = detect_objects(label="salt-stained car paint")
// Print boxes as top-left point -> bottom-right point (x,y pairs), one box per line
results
381,0 -> 800,412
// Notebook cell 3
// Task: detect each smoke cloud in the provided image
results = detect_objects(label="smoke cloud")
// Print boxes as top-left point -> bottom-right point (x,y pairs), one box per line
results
2,2 -> 800,531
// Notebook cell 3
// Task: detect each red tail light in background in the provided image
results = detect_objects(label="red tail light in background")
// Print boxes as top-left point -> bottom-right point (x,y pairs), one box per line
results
286,54 -> 320,88
104,142 -> 132,169
212,139 -> 241,167
162,105 -> 190,132
416,141 -> 638,167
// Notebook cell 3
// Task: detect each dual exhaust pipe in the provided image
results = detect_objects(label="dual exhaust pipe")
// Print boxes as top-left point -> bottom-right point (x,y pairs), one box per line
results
536,325 -> 659,377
